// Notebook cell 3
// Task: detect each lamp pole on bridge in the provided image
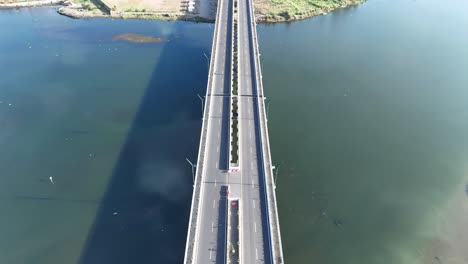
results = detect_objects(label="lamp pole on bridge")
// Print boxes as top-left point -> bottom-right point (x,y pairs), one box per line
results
185,158 -> 196,185
266,98 -> 271,120
197,93 -> 204,117
260,55 -> 264,72
273,163 -> 281,189
203,52 -> 210,70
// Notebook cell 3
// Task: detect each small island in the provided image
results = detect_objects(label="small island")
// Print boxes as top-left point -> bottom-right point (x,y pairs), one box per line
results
112,33 -> 168,43
0,0 -> 366,22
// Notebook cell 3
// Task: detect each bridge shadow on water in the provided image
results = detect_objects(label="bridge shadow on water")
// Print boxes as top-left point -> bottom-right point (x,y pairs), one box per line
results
79,27 -> 211,264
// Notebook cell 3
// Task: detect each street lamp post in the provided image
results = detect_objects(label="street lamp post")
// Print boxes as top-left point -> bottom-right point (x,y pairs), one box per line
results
186,158 -> 196,184
203,52 -> 210,70
260,55 -> 264,72
197,93 -> 204,117
266,98 -> 271,120
274,163 -> 281,188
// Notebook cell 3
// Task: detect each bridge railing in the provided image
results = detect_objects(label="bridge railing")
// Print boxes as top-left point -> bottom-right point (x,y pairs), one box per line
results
246,0 -> 285,262
183,0 -> 224,262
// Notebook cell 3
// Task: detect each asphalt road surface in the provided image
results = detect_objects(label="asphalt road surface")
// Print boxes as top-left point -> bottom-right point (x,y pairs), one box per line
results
193,0 -> 232,261
191,0 -> 274,261
237,0 -> 273,261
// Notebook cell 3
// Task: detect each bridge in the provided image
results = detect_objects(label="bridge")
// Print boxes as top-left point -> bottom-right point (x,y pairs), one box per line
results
183,0 -> 284,262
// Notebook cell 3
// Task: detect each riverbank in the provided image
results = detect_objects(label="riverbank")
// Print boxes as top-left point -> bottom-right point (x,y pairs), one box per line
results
0,0 -> 63,8
0,0 -> 216,21
1,0 -> 366,23
255,0 -> 366,22
55,0 -> 216,22
56,6 -> 212,22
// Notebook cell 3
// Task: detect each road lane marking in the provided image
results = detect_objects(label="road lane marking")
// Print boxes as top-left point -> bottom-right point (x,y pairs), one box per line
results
253,199 -> 255,208
254,222 -> 257,232
250,147 -> 253,154
217,146 -> 220,153
256,248 -> 258,260
216,161 -> 219,168
212,222 -> 214,232
210,249 -> 212,260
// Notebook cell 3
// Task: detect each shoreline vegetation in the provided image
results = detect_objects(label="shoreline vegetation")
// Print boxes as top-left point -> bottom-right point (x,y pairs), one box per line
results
256,0 -> 366,22
0,0 -> 366,23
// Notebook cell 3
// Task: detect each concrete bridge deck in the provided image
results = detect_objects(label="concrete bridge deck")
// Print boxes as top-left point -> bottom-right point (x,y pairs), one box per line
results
183,0 -> 284,262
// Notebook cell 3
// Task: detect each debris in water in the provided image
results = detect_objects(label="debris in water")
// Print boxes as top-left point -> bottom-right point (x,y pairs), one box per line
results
333,219 -> 343,228
49,176 -> 55,185
113,212 -> 118,215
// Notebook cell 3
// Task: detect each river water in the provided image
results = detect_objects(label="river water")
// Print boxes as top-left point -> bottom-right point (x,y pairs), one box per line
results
0,8 -> 211,263
1,0 -> 468,263
260,0 -> 468,263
